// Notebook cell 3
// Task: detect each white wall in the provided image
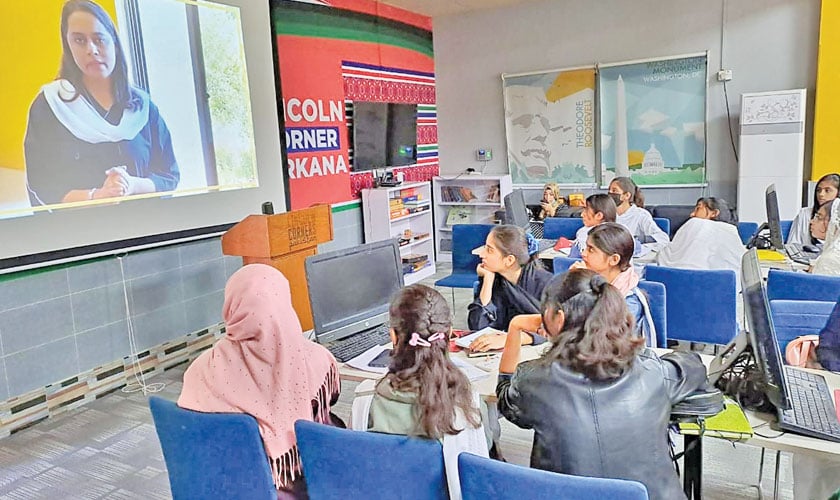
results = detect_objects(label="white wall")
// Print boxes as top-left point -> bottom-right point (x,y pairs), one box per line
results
433,0 -> 820,207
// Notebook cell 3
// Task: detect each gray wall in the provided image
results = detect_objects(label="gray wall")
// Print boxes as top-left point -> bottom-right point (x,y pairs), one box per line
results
0,207 -> 363,402
433,0 -> 820,207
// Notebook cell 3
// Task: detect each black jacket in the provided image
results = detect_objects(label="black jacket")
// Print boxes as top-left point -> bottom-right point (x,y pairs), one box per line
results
467,262 -> 552,332
497,350 -> 706,500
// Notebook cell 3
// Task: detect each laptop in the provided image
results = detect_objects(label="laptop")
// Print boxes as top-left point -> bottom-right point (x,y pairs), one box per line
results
741,248 -> 840,442
765,184 -> 819,265
305,239 -> 404,362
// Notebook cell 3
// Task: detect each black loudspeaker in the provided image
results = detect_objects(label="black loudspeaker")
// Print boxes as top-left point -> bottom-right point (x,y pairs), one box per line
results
261,202 -> 274,215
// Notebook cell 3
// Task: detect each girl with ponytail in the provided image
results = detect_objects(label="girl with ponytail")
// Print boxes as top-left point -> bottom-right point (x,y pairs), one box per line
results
496,269 -> 706,500
608,177 -> 669,254
352,284 -> 487,500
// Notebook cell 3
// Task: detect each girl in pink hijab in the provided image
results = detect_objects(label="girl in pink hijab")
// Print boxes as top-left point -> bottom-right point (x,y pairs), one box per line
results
178,264 -> 339,497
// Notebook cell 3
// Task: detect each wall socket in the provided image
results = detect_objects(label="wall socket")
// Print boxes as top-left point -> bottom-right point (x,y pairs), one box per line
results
717,69 -> 733,82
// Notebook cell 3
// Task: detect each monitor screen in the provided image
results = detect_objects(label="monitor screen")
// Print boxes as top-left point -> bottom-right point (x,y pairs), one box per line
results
741,248 -> 790,409
305,238 -> 404,342
351,102 -> 417,171
765,184 -> 785,250
504,189 -> 530,229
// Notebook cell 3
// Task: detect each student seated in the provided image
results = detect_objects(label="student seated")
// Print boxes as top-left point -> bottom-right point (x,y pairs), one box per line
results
788,173 -> 839,247
534,182 -> 565,220
811,199 -> 840,276
656,197 -> 745,279
467,225 -> 553,350
573,222 -> 658,346
352,284 -> 488,500
496,269 -> 707,500
568,193 -> 617,258
178,264 -> 341,498
609,176 -> 670,255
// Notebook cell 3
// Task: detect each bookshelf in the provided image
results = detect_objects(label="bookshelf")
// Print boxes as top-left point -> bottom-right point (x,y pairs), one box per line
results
433,174 -> 512,262
361,181 -> 436,285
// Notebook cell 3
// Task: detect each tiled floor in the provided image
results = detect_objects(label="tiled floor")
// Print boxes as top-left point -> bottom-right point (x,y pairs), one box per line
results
0,263 -> 794,499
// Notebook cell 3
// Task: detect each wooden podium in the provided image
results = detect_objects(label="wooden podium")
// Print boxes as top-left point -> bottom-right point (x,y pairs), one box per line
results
221,205 -> 333,331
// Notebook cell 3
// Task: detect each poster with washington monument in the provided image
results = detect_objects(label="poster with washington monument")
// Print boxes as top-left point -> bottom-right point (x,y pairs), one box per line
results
598,54 -> 707,186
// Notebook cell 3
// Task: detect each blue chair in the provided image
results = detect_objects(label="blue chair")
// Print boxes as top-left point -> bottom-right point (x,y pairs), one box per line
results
552,256 -> 582,275
295,420 -> 448,500
458,453 -> 648,500
544,217 -> 585,240
644,266 -> 738,345
435,224 -> 495,305
149,396 -> 275,500
770,299 -> 835,353
737,222 -> 759,245
638,280 -> 667,348
766,268 -> 840,302
780,219 -> 793,241
653,217 -> 670,238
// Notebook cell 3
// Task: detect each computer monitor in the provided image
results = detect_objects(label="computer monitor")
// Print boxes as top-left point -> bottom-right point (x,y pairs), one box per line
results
305,238 -> 404,343
503,189 -> 530,229
765,184 -> 786,250
740,248 -> 791,410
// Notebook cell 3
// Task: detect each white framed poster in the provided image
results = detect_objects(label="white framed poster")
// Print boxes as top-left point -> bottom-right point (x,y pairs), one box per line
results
502,66 -> 597,186
598,53 -> 707,187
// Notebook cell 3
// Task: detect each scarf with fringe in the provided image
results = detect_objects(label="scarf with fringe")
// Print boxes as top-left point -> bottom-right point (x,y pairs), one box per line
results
178,264 -> 339,489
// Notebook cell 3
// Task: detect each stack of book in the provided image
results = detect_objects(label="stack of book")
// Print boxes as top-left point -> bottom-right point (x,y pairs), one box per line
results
390,188 -> 429,219
401,253 -> 430,275
440,186 -> 478,202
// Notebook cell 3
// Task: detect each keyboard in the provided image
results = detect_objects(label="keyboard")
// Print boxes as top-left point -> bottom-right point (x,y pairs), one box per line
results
784,243 -> 816,265
778,367 -> 840,442
323,323 -> 391,362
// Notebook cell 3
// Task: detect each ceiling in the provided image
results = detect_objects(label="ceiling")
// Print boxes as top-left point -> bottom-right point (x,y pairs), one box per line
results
381,0 -> 539,18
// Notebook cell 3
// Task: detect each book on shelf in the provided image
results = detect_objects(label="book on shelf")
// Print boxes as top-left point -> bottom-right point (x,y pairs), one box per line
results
446,207 -> 471,226
441,186 -> 477,202
485,184 -> 501,202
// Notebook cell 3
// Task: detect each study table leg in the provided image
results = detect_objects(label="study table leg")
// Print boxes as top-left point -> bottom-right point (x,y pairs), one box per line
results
683,434 -> 702,499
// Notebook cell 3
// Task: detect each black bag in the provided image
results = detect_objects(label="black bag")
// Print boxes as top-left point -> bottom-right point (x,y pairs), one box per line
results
671,386 -> 725,418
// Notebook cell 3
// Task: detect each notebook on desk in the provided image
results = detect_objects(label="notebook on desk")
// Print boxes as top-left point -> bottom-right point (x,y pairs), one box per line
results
305,239 -> 404,363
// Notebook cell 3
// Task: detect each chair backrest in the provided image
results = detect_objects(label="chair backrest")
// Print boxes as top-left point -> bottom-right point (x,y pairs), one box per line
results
295,420 -> 448,500
652,217 -> 670,237
552,256 -> 582,275
780,219 -> 793,241
737,221 -> 759,245
458,453 -> 648,500
543,217 -> 585,240
452,224 -> 495,274
770,299 -> 835,354
648,205 -> 694,237
148,396 -> 276,500
766,268 -> 840,302
644,266 -> 738,345
637,280 -> 667,348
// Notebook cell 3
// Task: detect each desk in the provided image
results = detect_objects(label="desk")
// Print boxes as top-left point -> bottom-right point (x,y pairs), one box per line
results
339,348 -> 840,499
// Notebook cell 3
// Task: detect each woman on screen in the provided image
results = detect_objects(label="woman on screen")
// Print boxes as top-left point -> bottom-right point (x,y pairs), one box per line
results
467,225 -> 553,351
179,264 -> 341,498
496,269 -> 706,500
787,173 -> 840,247
23,0 -> 179,206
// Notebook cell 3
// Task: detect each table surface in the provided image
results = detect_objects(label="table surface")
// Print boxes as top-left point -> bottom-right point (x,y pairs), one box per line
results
339,346 -> 840,459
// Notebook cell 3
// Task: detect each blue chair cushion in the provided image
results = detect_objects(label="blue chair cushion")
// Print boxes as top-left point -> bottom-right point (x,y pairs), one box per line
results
295,420 -> 448,500
458,453 -> 648,500
766,269 -> 840,303
149,396 -> 276,500
543,218 -> 585,240
436,273 -> 479,289
769,299 -> 835,353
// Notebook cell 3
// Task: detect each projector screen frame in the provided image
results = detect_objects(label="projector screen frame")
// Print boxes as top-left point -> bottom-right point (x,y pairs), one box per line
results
0,0 -> 291,272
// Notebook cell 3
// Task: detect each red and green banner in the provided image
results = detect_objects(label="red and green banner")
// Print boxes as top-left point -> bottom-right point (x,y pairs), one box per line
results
272,0 -> 436,209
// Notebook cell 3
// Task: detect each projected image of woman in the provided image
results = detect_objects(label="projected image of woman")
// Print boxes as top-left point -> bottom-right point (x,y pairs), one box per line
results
23,0 -> 179,206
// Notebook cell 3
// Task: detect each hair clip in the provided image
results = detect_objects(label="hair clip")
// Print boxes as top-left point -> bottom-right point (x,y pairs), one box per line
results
408,332 -> 447,347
